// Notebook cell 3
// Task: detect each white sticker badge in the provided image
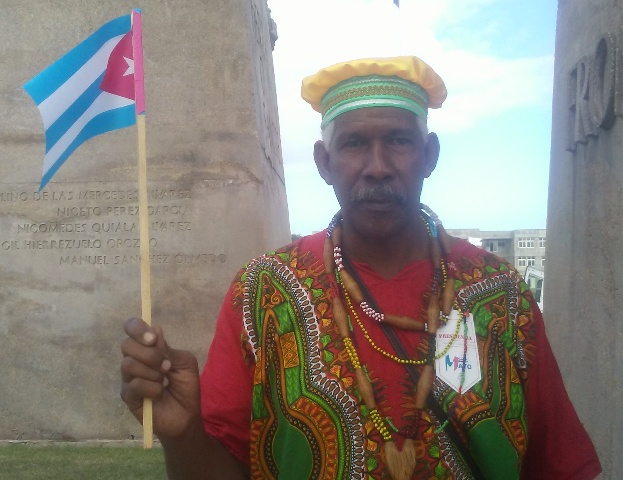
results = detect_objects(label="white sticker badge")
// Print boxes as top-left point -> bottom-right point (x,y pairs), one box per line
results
435,310 -> 481,393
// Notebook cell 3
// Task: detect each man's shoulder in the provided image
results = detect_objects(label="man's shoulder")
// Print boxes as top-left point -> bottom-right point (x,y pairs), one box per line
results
272,231 -> 327,258
240,231 -> 327,273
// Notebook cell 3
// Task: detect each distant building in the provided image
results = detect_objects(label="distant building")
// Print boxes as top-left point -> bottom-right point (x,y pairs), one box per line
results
445,228 -> 546,310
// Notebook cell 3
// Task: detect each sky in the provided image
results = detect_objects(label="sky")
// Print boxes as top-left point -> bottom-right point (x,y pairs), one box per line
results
266,0 -> 559,235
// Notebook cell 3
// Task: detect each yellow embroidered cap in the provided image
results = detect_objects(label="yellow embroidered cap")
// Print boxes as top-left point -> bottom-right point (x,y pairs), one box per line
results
301,56 -> 447,127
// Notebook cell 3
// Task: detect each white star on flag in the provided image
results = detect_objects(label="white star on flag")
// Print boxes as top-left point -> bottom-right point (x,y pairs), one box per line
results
123,56 -> 134,76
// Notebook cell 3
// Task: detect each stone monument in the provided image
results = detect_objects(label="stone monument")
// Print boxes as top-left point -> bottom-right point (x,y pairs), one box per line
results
0,0 -> 290,441
548,0 -> 623,476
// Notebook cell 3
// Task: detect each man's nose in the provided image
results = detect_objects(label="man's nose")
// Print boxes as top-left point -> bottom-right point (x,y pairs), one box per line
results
362,141 -> 393,180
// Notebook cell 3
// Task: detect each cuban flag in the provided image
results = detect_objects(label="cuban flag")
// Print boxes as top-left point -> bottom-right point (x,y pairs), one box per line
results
24,11 -> 144,191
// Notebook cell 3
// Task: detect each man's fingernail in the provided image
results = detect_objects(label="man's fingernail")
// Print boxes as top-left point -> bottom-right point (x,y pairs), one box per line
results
161,359 -> 171,372
143,332 -> 156,344
163,377 -> 169,388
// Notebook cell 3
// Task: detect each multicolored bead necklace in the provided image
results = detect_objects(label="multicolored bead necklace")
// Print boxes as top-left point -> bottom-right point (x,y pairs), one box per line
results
324,206 -> 468,480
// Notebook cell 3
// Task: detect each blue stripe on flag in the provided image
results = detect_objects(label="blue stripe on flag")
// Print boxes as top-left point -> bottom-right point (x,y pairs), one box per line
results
44,73 -> 106,153
24,14 -> 130,105
39,104 -> 136,190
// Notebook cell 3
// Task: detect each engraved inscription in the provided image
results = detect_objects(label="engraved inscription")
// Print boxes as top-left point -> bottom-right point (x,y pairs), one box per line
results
0,187 -> 226,267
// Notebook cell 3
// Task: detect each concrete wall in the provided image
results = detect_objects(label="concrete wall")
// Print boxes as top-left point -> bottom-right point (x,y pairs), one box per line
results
0,0 -> 290,441
548,1 -> 623,476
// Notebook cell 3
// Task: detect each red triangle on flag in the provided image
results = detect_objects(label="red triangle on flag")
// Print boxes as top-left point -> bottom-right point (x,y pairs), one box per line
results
100,31 -> 135,100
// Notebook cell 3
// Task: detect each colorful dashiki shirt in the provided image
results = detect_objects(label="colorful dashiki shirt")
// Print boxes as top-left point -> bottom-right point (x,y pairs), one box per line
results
200,232 -> 601,480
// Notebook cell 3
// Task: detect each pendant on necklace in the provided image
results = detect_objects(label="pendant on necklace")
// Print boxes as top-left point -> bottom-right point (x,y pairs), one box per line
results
384,439 -> 417,480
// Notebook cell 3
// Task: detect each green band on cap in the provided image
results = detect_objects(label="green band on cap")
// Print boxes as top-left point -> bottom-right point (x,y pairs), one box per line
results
320,75 -> 429,128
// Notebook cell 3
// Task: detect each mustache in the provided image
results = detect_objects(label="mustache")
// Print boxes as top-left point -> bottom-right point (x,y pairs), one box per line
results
351,184 -> 407,204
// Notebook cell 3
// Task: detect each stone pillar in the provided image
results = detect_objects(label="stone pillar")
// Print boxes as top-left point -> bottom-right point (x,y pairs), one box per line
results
0,0 -> 290,440
548,0 -> 623,476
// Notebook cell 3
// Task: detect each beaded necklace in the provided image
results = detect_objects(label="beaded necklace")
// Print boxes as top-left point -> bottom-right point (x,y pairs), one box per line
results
324,207 -> 468,480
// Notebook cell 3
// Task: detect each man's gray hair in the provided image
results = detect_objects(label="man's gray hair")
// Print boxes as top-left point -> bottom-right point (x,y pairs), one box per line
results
320,115 -> 429,148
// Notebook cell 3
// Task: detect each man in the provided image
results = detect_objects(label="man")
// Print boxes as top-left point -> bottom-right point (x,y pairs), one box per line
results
121,56 -> 601,479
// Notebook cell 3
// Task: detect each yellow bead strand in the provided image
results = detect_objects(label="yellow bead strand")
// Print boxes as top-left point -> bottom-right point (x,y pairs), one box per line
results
370,408 -> 392,441
343,337 -> 362,369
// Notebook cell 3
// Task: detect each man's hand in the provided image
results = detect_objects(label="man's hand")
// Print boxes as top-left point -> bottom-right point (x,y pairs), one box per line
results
120,318 -> 247,479
120,317 -> 202,439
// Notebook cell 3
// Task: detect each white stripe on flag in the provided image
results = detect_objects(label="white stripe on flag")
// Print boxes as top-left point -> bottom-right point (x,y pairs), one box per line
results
38,35 -> 125,130
42,92 -> 134,174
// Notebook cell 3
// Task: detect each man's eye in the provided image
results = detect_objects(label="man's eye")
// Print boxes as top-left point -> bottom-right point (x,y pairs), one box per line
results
342,139 -> 365,148
388,137 -> 412,145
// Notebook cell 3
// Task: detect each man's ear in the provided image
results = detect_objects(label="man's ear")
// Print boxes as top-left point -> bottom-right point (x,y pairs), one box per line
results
313,140 -> 333,185
423,132 -> 440,178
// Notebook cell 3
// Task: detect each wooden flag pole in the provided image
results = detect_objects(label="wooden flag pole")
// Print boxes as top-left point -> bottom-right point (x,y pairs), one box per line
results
136,113 -> 153,449
131,9 -> 153,449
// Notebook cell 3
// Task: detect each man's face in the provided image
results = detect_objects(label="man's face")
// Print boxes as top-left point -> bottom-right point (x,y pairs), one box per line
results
314,107 -> 439,239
